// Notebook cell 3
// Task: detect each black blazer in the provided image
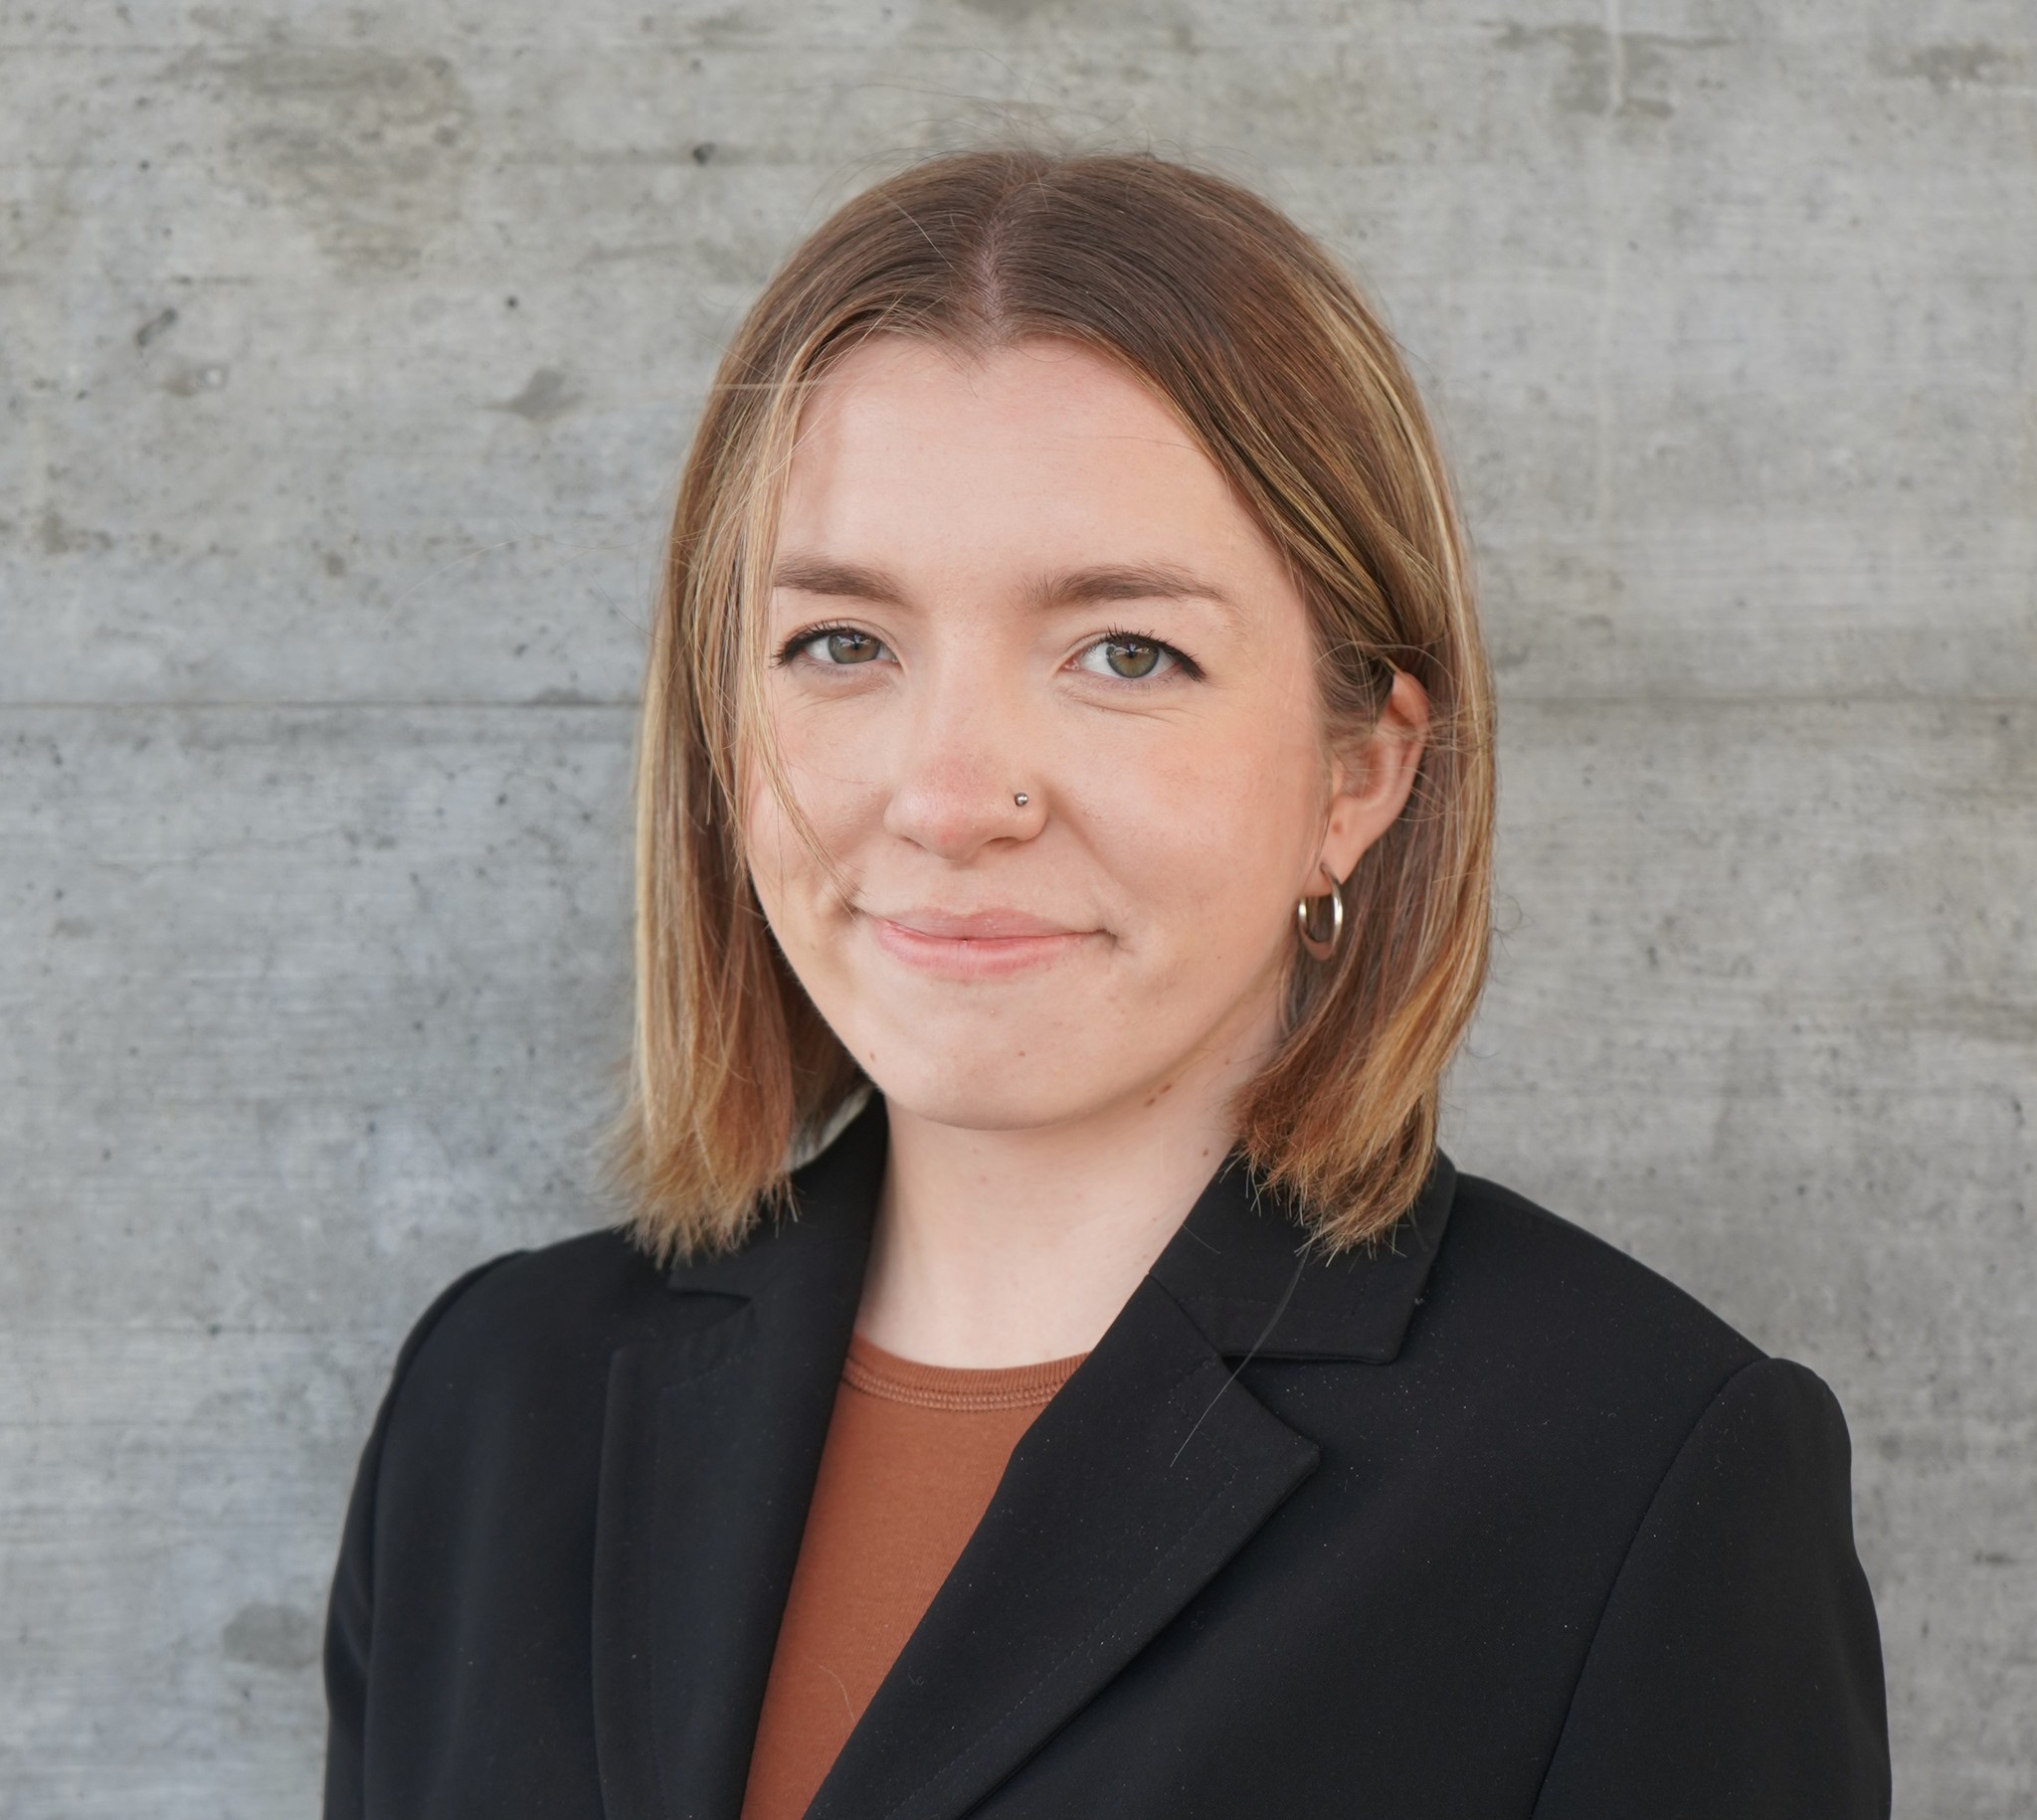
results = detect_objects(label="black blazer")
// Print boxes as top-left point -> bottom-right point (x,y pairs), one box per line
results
324,1100 -> 1890,1818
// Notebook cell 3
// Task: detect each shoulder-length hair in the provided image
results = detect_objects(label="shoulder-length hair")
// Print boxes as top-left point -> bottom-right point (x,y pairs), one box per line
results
614,146 -> 1494,1261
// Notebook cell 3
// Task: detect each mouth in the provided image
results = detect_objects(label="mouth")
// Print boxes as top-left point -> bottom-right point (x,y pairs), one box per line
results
866,906 -> 1101,981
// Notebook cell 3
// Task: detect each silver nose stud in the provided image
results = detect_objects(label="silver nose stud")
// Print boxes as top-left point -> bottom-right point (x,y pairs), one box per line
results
1014,792 -> 1029,808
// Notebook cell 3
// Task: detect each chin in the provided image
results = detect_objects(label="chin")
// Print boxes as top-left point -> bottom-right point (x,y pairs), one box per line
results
862,1045 -> 1110,1135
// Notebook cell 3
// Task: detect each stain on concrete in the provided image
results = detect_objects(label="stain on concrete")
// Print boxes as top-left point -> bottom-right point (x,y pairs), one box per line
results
164,362 -> 230,397
1874,42 -> 2010,91
692,6 -> 764,42
1495,23 -> 1729,120
202,45 -> 476,272
956,0 -> 1058,21
39,510 -> 112,557
221,1600 -> 320,1671
1887,992 -> 2037,1046
135,306 -> 179,349
496,367 -> 580,424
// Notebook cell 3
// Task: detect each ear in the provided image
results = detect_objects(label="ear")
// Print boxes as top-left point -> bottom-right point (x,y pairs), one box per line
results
1317,670 -> 1430,884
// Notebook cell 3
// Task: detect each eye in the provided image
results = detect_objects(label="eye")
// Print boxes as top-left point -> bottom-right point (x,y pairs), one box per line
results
782,625 -> 889,666
1074,634 -> 1188,681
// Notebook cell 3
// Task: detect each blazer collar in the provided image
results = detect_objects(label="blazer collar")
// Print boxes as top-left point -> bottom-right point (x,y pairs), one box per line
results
666,1097 -> 1457,1364
1149,1144 -> 1456,1364
591,1096 -> 1455,1820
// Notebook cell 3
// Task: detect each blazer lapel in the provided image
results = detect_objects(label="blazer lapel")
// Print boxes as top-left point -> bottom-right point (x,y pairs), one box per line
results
591,1096 -> 1458,1820
804,1153 -> 1456,1820
591,1101 -> 887,1820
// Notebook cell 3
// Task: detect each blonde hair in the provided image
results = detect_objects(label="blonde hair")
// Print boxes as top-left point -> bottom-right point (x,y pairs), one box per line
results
614,147 -> 1494,1260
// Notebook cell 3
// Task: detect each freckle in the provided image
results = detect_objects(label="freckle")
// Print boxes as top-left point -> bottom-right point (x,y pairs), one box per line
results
1160,1083 -> 1173,1095
1144,1096 -> 1157,1108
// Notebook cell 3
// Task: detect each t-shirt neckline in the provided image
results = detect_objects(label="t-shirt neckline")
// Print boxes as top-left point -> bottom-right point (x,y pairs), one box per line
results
842,1329 -> 1089,1411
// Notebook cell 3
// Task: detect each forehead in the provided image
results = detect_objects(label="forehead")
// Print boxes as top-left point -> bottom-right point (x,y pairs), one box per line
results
797,334 -> 1189,450
778,336 -> 1273,578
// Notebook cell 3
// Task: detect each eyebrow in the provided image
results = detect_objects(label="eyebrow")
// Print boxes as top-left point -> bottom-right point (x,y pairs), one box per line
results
770,554 -> 1245,622
771,556 -> 908,605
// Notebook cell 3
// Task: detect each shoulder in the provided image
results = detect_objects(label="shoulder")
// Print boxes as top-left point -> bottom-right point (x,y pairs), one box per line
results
400,1225 -> 672,1362
1406,1170 -> 1871,1575
1295,1165 -> 1832,1532
1417,1167 -> 1767,1396
430,1221 -> 675,1333
370,1226 -> 686,1455
1373,1174 -> 1878,1707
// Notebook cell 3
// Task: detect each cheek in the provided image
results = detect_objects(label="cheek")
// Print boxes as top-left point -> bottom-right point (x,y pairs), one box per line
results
1075,709 -> 1325,964
741,777 -> 790,916
743,701 -> 878,909
743,790 -> 837,960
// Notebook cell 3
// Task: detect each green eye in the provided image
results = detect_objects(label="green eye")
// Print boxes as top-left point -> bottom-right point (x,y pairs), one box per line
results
823,629 -> 880,664
1102,637 -> 1161,678
1074,634 -> 1183,682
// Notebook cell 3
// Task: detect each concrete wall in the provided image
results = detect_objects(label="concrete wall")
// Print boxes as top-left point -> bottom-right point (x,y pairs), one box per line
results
3,1 -> 2029,1812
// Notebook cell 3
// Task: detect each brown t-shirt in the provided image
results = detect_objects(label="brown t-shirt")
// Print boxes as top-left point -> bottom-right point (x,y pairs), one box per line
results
738,1330 -> 1088,1820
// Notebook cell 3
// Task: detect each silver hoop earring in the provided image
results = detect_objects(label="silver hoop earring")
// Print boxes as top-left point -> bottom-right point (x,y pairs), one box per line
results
1295,866 -> 1345,962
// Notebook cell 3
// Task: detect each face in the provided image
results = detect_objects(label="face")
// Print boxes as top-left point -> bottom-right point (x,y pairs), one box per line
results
745,336 -> 1417,1135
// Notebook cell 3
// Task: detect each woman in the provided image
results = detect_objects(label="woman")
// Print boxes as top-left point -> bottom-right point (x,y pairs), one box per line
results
323,149 -> 1891,1818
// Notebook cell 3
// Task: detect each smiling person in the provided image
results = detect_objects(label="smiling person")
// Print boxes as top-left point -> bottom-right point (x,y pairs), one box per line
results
322,150 -> 1891,1819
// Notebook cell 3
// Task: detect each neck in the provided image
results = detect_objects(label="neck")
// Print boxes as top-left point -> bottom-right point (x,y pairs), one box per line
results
854,1000 -> 1280,1367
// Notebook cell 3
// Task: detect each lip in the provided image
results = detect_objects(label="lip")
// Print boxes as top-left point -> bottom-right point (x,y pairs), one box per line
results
867,906 -> 1100,980
882,907 -> 1079,940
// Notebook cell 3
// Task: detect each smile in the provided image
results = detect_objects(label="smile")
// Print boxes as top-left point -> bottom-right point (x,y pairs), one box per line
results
867,909 -> 1101,982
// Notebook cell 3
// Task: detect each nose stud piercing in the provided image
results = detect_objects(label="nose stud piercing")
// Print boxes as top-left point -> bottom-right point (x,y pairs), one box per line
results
1014,792 -> 1029,808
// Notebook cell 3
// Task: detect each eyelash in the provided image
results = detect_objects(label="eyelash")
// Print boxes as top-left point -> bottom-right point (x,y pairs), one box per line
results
1090,627 -> 1204,683
772,622 -> 872,666
773,622 -> 1204,682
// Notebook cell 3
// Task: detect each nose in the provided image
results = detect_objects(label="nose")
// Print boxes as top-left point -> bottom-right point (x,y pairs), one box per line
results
881,676 -> 1041,861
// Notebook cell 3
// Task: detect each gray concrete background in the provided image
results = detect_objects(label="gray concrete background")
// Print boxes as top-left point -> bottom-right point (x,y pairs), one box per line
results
2,0 -> 2030,1812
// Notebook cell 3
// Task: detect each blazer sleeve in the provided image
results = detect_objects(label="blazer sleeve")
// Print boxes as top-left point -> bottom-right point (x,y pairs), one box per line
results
321,1255 -> 520,1820
1533,1357 -> 1892,1820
